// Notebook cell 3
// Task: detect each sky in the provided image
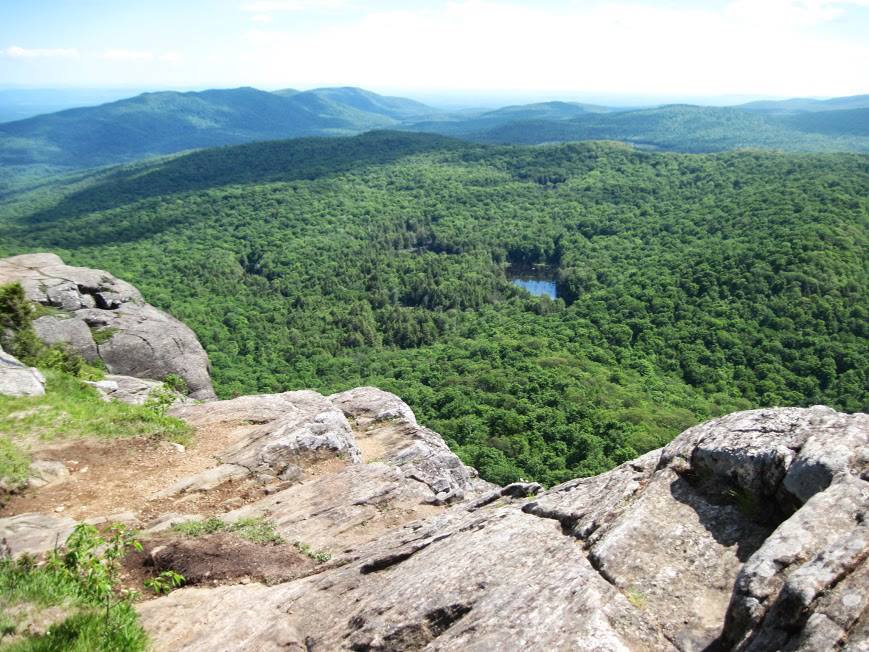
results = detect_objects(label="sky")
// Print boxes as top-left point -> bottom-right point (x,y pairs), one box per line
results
1,0 -> 868,104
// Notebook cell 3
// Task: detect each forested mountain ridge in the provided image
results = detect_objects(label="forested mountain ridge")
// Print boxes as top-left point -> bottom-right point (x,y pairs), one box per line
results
413,104 -> 869,151
1,131 -> 866,485
1,88 -> 868,178
0,86 -> 442,168
737,93 -> 869,113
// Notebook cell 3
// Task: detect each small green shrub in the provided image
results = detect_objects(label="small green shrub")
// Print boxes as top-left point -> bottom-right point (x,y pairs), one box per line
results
143,570 -> 185,595
162,374 -> 188,395
0,523 -> 148,651
144,384 -> 178,417
228,518 -> 284,545
89,327 -> 118,346
293,541 -> 331,563
0,282 -> 41,362
172,517 -> 226,538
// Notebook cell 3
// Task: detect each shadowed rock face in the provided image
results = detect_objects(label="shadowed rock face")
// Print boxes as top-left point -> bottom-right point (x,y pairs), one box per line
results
0,253 -> 215,400
135,405 -> 868,651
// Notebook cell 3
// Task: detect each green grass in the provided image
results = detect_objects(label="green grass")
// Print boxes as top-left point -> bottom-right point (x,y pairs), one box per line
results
0,370 -> 191,445
292,541 -> 332,563
172,516 -> 284,545
171,516 -> 225,538
0,559 -> 147,652
0,438 -> 29,489
88,328 -> 118,346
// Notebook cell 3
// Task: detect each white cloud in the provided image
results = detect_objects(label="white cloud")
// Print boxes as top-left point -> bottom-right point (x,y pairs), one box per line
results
100,49 -> 155,61
237,0 -> 869,97
250,13 -> 273,22
159,51 -> 183,63
4,45 -> 79,59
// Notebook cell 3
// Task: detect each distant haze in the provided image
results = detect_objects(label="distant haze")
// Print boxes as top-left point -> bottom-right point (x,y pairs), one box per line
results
1,0 -> 868,97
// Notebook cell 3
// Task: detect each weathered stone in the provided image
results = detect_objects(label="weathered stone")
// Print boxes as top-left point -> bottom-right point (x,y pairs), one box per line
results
32,315 -> 98,361
27,460 -> 69,489
84,374 -> 187,406
139,507 -> 674,652
720,474 -> 869,650
136,405 -> 869,651
0,513 -> 76,558
329,387 -> 491,498
214,390 -> 361,478
152,464 -> 250,499
0,253 -> 215,399
0,344 -> 45,397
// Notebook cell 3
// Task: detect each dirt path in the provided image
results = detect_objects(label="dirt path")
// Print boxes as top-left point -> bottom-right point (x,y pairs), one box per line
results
0,421 -> 255,522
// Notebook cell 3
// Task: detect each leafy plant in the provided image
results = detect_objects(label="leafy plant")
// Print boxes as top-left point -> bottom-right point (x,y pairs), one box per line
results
144,384 -> 178,417
162,373 -> 189,395
293,541 -> 331,563
228,518 -> 284,544
89,327 -> 118,346
144,570 -> 185,595
172,516 -> 226,537
0,523 -> 148,651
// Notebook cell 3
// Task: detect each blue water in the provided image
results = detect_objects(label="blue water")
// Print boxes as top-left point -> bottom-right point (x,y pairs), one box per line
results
512,278 -> 557,299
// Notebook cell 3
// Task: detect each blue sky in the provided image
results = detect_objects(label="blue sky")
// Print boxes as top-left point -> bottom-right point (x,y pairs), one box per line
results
1,0 -> 868,101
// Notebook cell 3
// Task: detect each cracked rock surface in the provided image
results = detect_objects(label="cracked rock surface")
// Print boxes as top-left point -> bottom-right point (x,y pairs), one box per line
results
135,405 -> 869,651
0,253 -> 215,399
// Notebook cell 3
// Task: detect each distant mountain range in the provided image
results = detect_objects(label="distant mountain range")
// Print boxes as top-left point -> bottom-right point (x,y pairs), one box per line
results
1,87 -> 867,172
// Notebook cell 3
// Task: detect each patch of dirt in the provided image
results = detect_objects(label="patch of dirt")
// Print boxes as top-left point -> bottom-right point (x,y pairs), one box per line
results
354,419 -> 414,463
0,420 -> 259,522
123,532 -> 319,594
139,476 -> 285,523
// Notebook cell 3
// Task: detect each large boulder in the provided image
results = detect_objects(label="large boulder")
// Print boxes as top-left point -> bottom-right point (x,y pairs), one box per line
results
0,344 -> 45,397
0,253 -> 215,400
138,406 -> 869,651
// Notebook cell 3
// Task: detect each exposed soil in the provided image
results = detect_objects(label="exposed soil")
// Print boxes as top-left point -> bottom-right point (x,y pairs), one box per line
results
0,421 -> 262,522
123,532 -> 319,594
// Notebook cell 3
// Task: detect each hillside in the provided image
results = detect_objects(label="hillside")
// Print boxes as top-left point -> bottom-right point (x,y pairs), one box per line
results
2,89 -> 868,177
0,86 -> 441,168
416,104 -> 869,151
738,93 -> 869,113
0,131 -> 866,486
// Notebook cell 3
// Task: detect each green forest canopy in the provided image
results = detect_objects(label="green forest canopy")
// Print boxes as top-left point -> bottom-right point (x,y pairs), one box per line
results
1,132 -> 866,485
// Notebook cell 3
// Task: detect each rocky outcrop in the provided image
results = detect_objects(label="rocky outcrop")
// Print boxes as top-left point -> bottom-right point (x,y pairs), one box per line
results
3,381 -> 866,650
0,253 -> 215,400
84,374 -> 188,407
0,344 -> 45,397
0,513 -> 76,558
136,405 -> 869,651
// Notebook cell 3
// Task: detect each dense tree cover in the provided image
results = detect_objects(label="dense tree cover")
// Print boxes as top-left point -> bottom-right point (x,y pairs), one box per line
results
3,89 -> 868,181
0,132 -> 866,485
418,105 -> 869,152
0,87 -> 438,168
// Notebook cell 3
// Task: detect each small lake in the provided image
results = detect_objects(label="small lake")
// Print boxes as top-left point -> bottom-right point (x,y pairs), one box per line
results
511,277 -> 558,299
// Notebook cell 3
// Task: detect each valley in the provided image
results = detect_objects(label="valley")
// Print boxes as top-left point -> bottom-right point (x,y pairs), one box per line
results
1,132 -> 865,486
